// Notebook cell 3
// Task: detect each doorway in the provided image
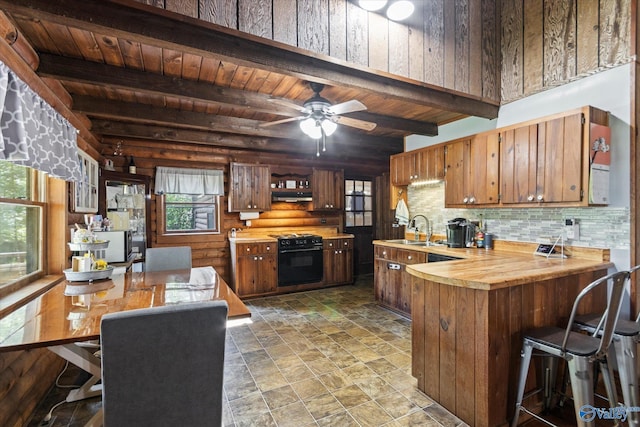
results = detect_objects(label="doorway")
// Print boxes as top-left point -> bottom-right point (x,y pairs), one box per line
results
344,178 -> 374,276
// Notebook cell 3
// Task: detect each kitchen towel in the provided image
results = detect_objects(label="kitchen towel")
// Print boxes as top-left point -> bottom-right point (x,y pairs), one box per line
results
395,198 -> 409,226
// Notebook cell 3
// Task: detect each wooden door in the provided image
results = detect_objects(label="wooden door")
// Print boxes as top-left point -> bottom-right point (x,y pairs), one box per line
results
256,252 -> 277,293
312,168 -> 337,210
236,254 -> 257,296
537,113 -> 583,203
229,163 -> 253,212
390,154 -> 409,186
425,145 -> 445,181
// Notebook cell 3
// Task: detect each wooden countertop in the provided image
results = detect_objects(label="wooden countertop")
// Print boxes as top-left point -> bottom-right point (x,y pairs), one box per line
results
374,240 -> 613,291
230,232 -> 354,243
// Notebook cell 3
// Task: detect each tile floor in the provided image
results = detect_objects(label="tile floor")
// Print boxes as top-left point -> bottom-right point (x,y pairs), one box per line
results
29,275 -> 467,426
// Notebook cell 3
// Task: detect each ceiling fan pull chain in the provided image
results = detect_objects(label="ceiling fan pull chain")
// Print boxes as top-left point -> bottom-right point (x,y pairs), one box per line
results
316,138 -> 320,157
322,132 -> 326,152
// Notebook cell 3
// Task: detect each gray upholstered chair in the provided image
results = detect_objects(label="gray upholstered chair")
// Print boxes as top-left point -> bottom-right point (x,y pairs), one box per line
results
100,300 -> 228,427
144,246 -> 192,272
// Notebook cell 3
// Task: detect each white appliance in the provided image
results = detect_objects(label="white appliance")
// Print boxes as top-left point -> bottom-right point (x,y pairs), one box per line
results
93,230 -> 132,263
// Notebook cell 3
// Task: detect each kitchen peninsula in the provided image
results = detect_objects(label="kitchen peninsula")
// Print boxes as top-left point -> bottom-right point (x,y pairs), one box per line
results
374,239 -> 612,426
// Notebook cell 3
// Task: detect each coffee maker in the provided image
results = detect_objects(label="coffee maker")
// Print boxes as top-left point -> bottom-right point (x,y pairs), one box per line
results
446,217 -> 475,248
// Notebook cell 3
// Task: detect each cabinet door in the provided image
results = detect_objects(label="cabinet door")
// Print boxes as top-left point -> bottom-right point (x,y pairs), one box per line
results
229,164 -> 253,212
257,253 -> 277,293
312,169 -> 341,210
390,154 -> 409,186
425,145 -> 445,181
537,113 -> 583,203
444,140 -> 467,206
236,255 -> 258,296
501,125 -> 538,203
252,164 -> 272,211
468,132 -> 499,204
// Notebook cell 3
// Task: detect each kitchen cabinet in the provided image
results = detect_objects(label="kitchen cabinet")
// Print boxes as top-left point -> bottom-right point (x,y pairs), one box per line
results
311,168 -> 344,211
444,132 -> 499,207
323,238 -> 353,285
500,110 -> 590,205
228,162 -> 271,212
232,242 -> 277,297
391,145 -> 445,186
374,245 -> 426,317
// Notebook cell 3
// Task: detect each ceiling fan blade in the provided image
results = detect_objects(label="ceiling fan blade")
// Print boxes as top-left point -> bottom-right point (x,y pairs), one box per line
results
259,116 -> 303,127
327,99 -> 367,115
334,115 -> 377,131
268,97 -> 307,113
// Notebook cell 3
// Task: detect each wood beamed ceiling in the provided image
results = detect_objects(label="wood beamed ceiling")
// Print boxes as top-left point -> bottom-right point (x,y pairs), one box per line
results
0,0 -> 500,163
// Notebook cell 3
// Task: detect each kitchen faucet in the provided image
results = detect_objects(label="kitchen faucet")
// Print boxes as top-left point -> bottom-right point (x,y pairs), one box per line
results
410,214 -> 431,242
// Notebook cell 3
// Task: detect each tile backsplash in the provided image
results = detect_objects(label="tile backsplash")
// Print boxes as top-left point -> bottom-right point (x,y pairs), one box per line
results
407,183 -> 630,250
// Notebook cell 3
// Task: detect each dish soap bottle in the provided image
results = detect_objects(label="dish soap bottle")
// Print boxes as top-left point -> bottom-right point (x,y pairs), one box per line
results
128,156 -> 136,174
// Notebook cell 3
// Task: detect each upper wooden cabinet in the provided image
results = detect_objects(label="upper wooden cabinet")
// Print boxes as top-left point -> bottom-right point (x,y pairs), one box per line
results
228,162 -> 271,212
311,168 -> 344,211
500,107 -> 608,206
391,146 -> 444,186
444,132 -> 500,207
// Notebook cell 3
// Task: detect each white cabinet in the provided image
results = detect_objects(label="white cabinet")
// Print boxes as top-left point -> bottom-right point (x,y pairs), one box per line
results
73,150 -> 99,213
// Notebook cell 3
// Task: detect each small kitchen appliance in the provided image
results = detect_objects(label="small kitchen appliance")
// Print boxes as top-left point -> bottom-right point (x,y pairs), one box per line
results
446,218 -> 476,248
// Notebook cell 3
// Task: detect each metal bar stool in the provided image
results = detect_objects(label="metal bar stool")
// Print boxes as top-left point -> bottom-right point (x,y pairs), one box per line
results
573,265 -> 640,427
512,270 -> 629,427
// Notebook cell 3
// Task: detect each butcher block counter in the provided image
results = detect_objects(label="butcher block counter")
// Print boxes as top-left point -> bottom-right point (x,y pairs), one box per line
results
374,239 -> 612,426
374,241 -> 613,427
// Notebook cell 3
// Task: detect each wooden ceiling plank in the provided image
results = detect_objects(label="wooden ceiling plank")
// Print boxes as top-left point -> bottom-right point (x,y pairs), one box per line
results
198,56 -> 220,83
40,21 -> 82,58
118,39 -> 145,70
2,0 -> 499,119
94,34 -> 125,66
68,28 -> 105,63
13,17 -> 60,55
140,43 -> 163,73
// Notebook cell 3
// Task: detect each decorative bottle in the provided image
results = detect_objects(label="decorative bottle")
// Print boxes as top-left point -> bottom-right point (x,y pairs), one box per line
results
128,156 -> 136,174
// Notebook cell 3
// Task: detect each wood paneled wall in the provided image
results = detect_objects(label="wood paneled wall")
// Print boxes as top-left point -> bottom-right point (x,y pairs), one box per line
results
101,137 -> 381,284
501,0 -> 632,102
135,0 -> 501,103
0,349 -> 64,427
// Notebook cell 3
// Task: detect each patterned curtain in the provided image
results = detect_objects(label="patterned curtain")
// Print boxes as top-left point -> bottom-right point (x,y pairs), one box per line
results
0,61 -> 81,182
155,167 -> 224,195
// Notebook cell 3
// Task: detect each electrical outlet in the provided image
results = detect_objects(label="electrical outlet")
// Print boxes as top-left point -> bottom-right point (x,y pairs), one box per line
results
564,218 -> 579,240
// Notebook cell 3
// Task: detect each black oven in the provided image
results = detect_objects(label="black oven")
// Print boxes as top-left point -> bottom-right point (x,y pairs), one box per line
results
274,234 -> 323,286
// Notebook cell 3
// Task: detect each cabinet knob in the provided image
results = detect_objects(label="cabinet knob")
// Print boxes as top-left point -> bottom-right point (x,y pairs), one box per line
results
537,194 -> 544,202
463,197 -> 469,204
344,241 -> 348,246
253,256 -> 258,260
408,255 -> 412,260
382,251 -> 387,256
246,247 -> 250,252
329,242 -> 333,247
469,196 -> 476,203
259,256 -> 263,260
266,246 -> 270,251
253,205 -> 257,209
247,204 -> 251,208
527,195 -> 535,202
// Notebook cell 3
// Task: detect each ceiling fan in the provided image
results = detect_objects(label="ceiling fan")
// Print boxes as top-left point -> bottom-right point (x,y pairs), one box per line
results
261,82 -> 377,140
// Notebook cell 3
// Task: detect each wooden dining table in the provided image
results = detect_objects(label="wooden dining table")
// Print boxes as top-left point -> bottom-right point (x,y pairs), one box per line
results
0,266 -> 250,408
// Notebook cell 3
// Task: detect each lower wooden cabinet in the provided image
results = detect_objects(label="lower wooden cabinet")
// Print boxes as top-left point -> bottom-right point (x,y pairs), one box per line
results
374,245 -> 426,317
323,238 -> 353,285
232,242 -> 277,297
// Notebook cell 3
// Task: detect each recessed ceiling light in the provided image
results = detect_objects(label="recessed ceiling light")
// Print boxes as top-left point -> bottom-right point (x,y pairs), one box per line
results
358,0 -> 387,12
386,0 -> 414,21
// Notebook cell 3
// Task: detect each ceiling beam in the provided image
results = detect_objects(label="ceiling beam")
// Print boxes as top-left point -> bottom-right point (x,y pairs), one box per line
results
74,95 -> 401,151
39,53 -> 439,135
2,0 -> 499,119
90,120 -> 401,161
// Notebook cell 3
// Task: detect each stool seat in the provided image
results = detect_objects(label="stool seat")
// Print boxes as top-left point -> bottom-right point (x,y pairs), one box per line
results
525,326 -> 602,356
575,313 -> 640,336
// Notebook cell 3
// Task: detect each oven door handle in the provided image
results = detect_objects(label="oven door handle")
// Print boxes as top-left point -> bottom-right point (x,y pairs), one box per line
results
279,247 -> 323,254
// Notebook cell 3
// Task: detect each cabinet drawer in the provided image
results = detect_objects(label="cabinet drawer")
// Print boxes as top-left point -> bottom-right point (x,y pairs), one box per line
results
324,238 -> 352,250
375,246 -> 397,260
237,242 -> 275,255
398,249 -> 426,264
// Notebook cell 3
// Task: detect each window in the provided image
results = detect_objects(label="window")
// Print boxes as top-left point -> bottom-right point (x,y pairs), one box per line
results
163,194 -> 219,234
0,161 -> 45,289
345,179 -> 372,227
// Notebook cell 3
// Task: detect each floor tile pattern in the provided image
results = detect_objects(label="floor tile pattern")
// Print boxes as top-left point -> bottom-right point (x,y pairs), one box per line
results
28,276 -> 466,427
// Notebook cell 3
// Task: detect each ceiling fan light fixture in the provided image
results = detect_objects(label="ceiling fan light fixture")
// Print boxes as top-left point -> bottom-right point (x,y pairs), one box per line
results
300,117 -> 322,139
321,119 -> 337,136
358,0 -> 387,11
386,0 -> 414,21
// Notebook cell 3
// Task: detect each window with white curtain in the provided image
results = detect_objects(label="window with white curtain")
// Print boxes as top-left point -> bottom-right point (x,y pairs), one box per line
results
155,167 -> 223,234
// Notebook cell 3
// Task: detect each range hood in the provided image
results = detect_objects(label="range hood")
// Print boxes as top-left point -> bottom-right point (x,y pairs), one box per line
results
271,191 -> 312,202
